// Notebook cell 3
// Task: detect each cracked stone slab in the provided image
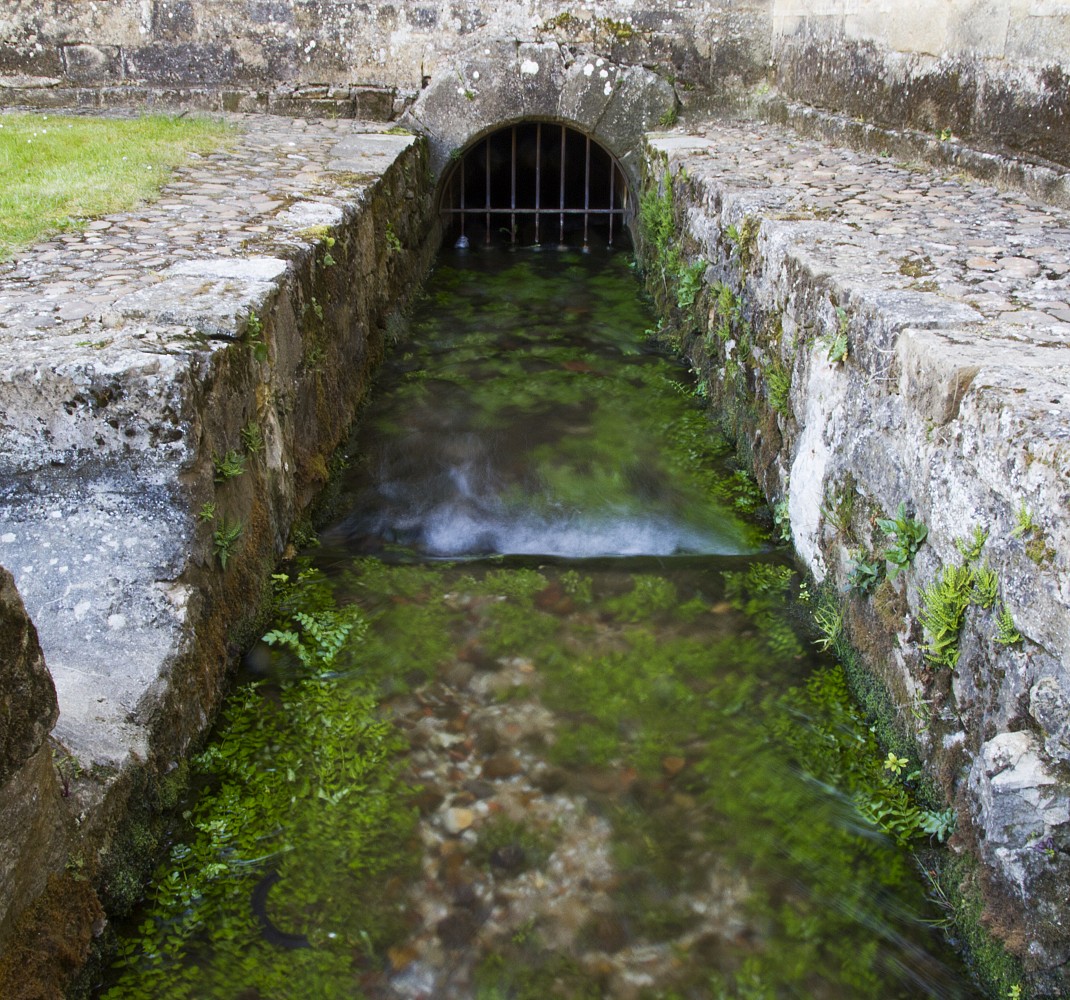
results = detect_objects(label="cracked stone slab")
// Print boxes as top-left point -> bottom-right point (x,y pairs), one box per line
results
111,257 -> 290,336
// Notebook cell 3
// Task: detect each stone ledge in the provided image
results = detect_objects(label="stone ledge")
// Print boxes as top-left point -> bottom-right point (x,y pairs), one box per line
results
645,117 -> 1070,990
0,112 -> 435,967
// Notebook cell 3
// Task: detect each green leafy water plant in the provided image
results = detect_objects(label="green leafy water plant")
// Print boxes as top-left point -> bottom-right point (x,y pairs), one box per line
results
263,570 -> 368,671
877,502 -> 927,578
102,569 -> 416,1000
724,562 -> 803,658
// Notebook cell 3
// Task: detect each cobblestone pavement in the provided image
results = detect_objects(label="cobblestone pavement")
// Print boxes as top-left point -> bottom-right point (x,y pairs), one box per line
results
0,113 -> 409,335
659,117 -> 1070,340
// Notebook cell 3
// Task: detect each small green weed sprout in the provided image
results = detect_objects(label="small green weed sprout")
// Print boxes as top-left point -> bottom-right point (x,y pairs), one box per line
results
921,807 -> 956,842
919,564 -> 974,669
773,497 -> 791,543
883,752 -> 909,776
710,282 -> 743,343
321,234 -> 337,267
213,450 -> 246,482
846,552 -> 884,594
995,606 -> 1022,647
212,518 -> 243,570
956,525 -> 988,562
820,484 -> 854,536
675,257 -> 706,309
1011,504 -> 1036,538
244,310 -> 268,363
724,217 -> 758,272
877,503 -> 927,578
197,502 -> 216,523
812,596 -> 843,652
824,307 -> 849,363
766,357 -> 792,416
971,565 -> 999,610
240,421 -> 264,456
385,222 -> 402,256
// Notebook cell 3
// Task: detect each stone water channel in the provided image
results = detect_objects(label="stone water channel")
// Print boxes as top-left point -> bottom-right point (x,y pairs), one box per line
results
96,247 -> 982,999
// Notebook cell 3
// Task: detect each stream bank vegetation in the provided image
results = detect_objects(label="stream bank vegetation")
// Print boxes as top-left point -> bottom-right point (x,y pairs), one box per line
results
99,556 -> 976,999
635,158 -> 1028,998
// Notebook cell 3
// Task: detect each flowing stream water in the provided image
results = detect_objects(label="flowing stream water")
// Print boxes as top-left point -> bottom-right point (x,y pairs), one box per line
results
99,249 -> 982,999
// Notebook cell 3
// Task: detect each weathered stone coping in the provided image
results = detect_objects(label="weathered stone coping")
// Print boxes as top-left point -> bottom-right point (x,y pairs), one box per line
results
644,120 -> 1070,991
0,112 -> 434,961
757,97 -> 1070,211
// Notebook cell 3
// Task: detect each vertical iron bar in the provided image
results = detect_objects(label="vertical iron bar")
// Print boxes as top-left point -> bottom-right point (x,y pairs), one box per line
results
485,138 -> 491,244
583,134 -> 591,246
510,126 -> 517,244
608,160 -> 616,246
534,122 -> 542,245
460,154 -> 466,240
559,124 -> 566,244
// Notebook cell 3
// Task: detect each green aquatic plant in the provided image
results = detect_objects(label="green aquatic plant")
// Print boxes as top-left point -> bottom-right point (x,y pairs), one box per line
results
603,575 -> 679,622
263,570 -> 368,671
724,562 -> 803,658
102,569 -> 416,1000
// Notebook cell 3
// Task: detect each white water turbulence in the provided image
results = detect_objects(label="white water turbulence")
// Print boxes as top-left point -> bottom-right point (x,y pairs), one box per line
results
323,249 -> 768,560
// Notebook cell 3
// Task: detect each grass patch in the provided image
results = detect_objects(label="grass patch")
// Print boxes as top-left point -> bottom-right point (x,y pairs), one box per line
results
0,112 -> 231,258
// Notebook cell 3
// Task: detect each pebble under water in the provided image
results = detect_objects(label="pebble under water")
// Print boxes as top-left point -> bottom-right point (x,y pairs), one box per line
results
99,249 -> 983,999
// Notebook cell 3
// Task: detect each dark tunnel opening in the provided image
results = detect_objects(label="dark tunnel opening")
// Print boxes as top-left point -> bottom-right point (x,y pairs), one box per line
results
439,122 -> 631,249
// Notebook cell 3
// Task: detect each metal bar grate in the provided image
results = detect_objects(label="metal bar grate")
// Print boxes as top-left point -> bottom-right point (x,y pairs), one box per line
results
441,122 -> 630,247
